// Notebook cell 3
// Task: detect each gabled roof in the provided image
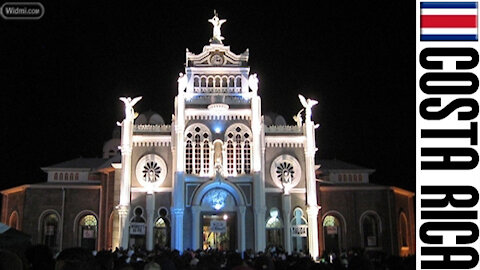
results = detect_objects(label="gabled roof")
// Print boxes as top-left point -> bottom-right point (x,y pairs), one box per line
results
317,159 -> 375,173
41,157 -> 108,171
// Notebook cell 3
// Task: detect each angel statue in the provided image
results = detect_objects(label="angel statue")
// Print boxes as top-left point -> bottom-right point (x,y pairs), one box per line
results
178,72 -> 188,92
248,73 -> 259,93
293,109 -> 304,127
298,94 -> 318,121
208,10 -> 226,43
119,96 -> 142,121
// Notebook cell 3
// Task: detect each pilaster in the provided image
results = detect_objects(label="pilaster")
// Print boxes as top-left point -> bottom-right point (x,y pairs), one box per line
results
191,206 -> 201,250
282,194 -> 292,254
237,205 -> 246,253
146,192 -> 155,251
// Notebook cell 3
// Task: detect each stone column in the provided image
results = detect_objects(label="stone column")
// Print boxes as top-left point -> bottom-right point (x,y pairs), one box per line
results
191,206 -> 201,250
253,175 -> 266,252
117,96 -> 141,249
117,205 -> 130,249
237,206 -> 246,253
250,75 -> 266,252
146,192 -> 155,251
171,74 -> 187,251
282,194 -> 292,254
302,95 -> 320,260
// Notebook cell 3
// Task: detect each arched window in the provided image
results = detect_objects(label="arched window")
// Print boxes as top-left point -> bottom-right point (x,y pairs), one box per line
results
224,124 -> 252,176
78,214 -> 98,251
399,212 -> 409,248
201,77 -> 207,87
41,212 -> 60,252
323,214 -> 343,253
235,77 -> 241,88
185,124 -> 211,176
194,77 -> 199,87
154,208 -> 170,248
361,212 -> 381,248
338,174 -> 343,182
59,173 -> 63,180
229,77 -> 235,87
75,173 -> 79,180
215,77 -> 221,88
208,77 -> 214,87
9,211 -> 18,230
266,208 -> 283,247
222,77 -> 228,88
70,173 -> 74,180
54,173 -> 58,180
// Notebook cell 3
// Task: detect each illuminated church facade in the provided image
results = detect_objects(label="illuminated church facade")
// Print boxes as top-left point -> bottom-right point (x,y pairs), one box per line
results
1,14 -> 415,258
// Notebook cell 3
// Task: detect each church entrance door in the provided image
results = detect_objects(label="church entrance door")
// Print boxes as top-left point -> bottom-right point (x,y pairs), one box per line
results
201,212 -> 236,250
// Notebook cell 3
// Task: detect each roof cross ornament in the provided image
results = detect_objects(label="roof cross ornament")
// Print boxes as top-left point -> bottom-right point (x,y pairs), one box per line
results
208,10 -> 226,44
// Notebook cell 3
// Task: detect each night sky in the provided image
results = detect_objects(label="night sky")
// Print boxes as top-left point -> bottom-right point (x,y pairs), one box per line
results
1,2 -> 414,192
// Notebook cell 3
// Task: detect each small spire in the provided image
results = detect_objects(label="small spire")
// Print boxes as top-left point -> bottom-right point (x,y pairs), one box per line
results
208,10 -> 226,44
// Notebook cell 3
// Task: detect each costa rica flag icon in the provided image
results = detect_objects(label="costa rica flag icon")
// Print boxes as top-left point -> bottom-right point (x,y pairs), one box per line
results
421,2 -> 478,41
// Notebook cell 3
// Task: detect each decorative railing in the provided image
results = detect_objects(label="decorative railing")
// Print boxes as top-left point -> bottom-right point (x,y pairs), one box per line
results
193,87 -> 242,93
134,124 -> 171,133
264,125 -> 302,133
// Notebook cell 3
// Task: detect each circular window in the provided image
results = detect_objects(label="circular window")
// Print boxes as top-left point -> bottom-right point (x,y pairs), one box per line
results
136,154 -> 167,188
270,154 -> 302,191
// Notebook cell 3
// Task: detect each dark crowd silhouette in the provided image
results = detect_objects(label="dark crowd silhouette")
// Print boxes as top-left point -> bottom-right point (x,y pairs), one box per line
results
0,244 -> 415,270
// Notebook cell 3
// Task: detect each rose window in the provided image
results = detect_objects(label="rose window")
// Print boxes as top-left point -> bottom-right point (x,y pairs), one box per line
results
136,154 -> 167,188
276,162 -> 294,184
270,154 -> 302,192
142,161 -> 162,183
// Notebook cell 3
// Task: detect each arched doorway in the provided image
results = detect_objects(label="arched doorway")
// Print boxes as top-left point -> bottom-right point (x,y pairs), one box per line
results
78,214 -> 98,251
191,179 -> 247,252
360,211 -> 381,249
291,207 -> 308,252
323,214 -> 344,253
129,206 -> 146,249
266,207 -> 283,248
154,208 -> 170,248
40,212 -> 60,252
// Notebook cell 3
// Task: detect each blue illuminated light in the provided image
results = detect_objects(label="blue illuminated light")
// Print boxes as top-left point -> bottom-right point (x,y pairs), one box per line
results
206,189 -> 228,211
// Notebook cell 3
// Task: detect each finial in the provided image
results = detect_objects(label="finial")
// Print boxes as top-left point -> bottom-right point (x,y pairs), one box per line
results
208,10 -> 226,44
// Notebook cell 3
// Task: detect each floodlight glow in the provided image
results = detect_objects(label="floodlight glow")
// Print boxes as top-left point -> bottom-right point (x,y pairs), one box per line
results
214,203 -> 222,210
214,127 -> 221,133
223,214 -> 228,220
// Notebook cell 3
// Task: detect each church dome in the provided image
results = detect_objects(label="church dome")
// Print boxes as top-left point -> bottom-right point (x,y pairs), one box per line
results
264,112 -> 287,126
135,110 -> 165,125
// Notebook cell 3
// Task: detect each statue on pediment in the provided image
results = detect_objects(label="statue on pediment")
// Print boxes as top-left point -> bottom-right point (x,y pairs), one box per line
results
208,10 -> 226,44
